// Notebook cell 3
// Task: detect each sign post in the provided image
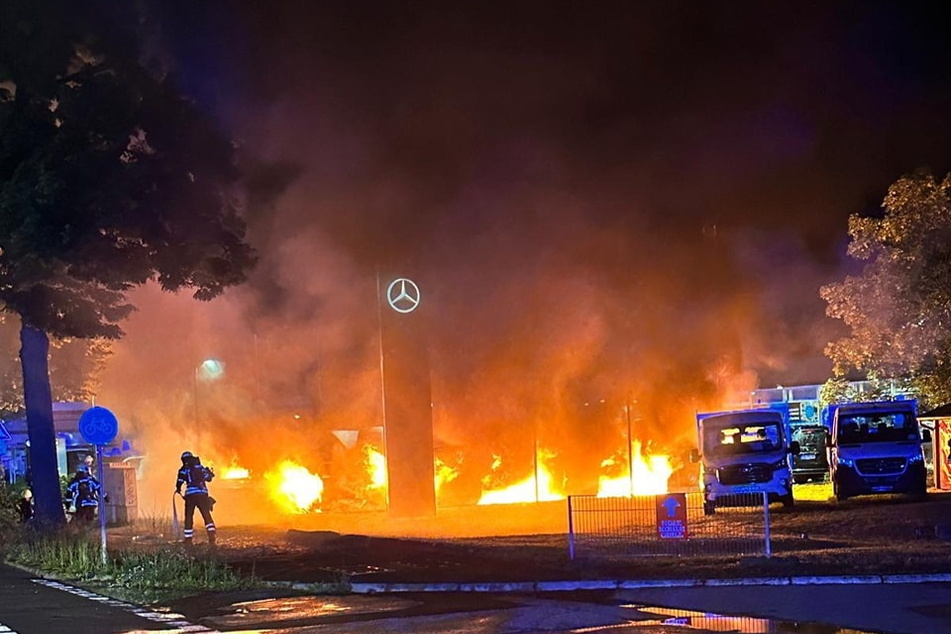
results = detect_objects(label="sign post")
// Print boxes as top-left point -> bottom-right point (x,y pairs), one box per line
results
78,406 -> 119,567
655,492 -> 688,540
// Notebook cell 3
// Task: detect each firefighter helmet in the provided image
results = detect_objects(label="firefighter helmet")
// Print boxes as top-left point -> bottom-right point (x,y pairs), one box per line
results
181,451 -> 194,462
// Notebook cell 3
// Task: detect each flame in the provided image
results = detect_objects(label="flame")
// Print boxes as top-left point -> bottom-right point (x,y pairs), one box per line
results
220,458 -> 251,480
477,450 -> 565,505
434,457 -> 459,495
266,460 -> 324,513
364,444 -> 387,491
597,440 -> 672,497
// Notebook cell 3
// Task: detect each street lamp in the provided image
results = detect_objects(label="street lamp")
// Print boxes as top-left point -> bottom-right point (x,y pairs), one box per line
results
194,358 -> 224,452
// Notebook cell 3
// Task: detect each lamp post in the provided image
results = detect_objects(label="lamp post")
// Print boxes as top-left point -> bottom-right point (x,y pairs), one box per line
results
194,358 -> 224,453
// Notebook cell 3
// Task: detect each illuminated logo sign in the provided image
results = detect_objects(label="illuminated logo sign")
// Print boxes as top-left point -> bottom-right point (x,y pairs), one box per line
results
386,278 -> 421,313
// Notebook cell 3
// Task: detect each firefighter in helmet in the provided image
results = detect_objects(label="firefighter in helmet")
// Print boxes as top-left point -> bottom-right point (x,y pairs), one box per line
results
66,464 -> 102,523
175,451 -> 217,545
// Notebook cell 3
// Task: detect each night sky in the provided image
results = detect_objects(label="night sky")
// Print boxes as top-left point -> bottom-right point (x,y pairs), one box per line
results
99,2 -> 951,469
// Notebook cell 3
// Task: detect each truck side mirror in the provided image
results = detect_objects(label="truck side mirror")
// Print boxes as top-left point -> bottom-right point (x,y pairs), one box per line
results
922,429 -> 932,443
789,440 -> 801,455
688,448 -> 700,463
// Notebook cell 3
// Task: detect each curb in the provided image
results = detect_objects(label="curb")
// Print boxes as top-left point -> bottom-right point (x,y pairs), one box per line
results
347,573 -> 951,594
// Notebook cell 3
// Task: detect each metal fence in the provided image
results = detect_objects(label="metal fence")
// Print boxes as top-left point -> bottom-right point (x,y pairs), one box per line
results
567,491 -> 771,559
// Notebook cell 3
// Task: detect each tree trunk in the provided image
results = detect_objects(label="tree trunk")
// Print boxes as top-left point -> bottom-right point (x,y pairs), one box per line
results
19,323 -> 65,527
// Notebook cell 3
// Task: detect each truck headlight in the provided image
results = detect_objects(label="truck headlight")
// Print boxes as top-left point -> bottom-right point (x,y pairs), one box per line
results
836,456 -> 854,468
907,453 -> 924,464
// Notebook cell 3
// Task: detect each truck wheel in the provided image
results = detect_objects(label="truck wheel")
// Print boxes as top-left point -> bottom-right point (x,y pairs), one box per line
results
703,501 -> 716,516
782,493 -> 795,508
834,479 -> 849,502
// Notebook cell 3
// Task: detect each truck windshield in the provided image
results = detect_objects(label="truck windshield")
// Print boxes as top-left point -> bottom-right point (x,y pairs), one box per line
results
705,423 -> 782,455
836,412 -> 918,444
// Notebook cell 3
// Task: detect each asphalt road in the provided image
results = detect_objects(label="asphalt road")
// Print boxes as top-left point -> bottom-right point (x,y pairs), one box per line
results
6,561 -> 951,633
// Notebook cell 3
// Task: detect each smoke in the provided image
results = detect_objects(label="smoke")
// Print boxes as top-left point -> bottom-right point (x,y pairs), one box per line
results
92,2 -> 951,518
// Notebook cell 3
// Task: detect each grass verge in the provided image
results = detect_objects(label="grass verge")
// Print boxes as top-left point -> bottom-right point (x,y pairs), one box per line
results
5,527 -> 265,603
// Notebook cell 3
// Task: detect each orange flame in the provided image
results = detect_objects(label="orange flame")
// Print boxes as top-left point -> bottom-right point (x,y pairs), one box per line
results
364,444 -> 387,491
477,450 -> 565,505
266,460 -> 324,513
434,457 -> 459,495
597,440 -> 672,497
219,458 -> 251,480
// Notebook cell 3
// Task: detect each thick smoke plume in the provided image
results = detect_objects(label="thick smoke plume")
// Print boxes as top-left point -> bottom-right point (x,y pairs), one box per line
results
91,2 -> 951,522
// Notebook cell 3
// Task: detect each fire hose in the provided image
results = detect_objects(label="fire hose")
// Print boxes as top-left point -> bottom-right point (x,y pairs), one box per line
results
171,491 -> 183,539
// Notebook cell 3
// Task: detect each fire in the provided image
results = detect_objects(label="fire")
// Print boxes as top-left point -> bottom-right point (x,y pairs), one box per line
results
434,457 -> 459,495
219,459 -> 251,480
477,450 -> 565,505
266,460 -> 324,513
597,440 -> 672,497
364,444 -> 387,491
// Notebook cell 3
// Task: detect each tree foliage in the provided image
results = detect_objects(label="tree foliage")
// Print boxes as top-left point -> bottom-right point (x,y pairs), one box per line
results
821,169 -> 951,408
0,2 -> 256,339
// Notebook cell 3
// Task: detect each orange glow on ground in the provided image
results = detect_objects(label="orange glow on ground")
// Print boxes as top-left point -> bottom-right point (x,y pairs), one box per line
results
477,450 -> 565,505
597,440 -> 673,497
266,460 -> 324,513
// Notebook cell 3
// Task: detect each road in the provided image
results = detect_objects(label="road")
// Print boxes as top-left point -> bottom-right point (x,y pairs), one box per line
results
3,563 -> 951,633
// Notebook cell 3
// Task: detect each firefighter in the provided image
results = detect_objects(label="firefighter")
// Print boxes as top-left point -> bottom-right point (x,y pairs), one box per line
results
18,489 -> 34,523
175,451 -> 217,545
66,464 -> 102,522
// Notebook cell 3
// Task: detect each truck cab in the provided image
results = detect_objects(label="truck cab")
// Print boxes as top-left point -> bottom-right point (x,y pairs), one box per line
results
828,400 -> 929,501
695,408 -> 799,514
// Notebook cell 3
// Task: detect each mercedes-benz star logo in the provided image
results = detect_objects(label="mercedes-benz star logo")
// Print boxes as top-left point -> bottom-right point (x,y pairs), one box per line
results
386,278 -> 421,313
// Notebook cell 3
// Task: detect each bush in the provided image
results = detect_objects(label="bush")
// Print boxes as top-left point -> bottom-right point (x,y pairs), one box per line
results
0,483 -> 27,552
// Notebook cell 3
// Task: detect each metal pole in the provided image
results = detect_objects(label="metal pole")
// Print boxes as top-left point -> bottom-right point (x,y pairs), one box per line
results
567,495 -> 576,560
626,402 -> 634,497
533,429 -> 539,503
375,270 -> 390,511
763,491 -> 771,558
96,444 -> 107,567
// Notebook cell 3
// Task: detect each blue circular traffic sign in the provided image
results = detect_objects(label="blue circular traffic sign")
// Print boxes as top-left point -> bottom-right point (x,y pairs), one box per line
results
78,406 -> 119,445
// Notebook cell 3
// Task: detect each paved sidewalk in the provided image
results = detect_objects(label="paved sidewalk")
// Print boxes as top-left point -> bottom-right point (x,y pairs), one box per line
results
0,563 -> 208,634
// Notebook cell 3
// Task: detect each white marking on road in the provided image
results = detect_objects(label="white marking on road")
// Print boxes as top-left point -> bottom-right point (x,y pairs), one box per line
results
0,621 -> 20,633
32,579 -> 219,632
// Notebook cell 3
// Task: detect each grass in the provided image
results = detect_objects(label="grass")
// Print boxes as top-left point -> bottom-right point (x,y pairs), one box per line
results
4,523 -> 264,603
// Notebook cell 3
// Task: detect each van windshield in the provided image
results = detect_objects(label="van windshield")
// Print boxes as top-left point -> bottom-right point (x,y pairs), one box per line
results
836,412 -> 918,444
704,423 -> 783,455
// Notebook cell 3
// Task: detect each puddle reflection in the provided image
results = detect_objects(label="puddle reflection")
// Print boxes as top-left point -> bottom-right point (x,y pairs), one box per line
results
613,604 -> 877,633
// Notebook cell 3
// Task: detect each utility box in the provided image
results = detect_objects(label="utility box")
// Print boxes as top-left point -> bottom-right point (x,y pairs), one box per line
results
103,463 -> 138,525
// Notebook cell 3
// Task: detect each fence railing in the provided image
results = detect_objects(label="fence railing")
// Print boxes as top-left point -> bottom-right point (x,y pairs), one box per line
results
567,491 -> 771,560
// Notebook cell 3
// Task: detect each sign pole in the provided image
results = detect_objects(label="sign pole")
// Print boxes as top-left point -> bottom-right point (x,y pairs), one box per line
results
78,406 -> 119,570
96,444 -> 107,566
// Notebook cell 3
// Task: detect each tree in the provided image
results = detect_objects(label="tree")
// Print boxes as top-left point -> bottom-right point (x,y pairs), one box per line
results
820,169 -> 951,409
0,1 -> 256,526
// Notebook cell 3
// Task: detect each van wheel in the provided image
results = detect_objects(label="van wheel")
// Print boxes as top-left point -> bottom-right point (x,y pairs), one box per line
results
781,493 -> 795,508
703,501 -> 716,516
834,479 -> 849,502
